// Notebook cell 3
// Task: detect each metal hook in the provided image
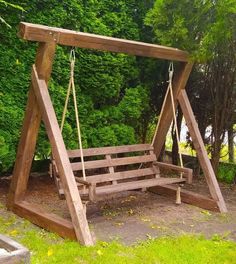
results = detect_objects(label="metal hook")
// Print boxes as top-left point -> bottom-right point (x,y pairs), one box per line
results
70,48 -> 76,62
168,62 -> 174,80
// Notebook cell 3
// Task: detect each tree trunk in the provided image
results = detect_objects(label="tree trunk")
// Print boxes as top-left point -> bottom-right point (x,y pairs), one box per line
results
211,127 -> 224,173
228,125 -> 234,163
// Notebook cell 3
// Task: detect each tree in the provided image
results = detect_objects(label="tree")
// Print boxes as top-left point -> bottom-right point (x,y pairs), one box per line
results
146,0 -> 236,172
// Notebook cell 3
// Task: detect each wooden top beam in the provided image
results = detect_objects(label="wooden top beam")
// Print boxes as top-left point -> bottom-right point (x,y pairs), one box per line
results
19,22 -> 189,62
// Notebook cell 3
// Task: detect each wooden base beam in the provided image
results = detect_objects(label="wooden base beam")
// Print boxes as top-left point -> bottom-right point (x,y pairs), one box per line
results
13,201 -> 76,240
149,185 -> 219,212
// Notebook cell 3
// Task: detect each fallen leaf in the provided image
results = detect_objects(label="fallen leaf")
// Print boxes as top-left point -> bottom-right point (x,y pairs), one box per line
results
115,222 -> 124,226
201,210 -> 212,216
141,217 -> 151,222
9,230 -> 18,236
47,249 -> 53,257
97,250 -> 103,256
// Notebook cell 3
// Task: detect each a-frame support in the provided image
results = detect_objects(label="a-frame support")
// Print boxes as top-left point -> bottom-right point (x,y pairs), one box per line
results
151,63 -> 227,213
7,22 -> 227,246
8,42 -> 93,245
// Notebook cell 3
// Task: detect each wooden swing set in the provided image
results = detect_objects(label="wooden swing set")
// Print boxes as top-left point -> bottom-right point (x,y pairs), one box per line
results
7,22 -> 227,246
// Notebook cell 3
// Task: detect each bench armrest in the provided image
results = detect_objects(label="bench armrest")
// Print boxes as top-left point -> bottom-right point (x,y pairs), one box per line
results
75,177 -> 91,186
154,161 -> 193,184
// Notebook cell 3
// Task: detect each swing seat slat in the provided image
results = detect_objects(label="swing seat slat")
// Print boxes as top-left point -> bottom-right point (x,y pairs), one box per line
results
75,167 -> 157,184
95,177 -> 186,196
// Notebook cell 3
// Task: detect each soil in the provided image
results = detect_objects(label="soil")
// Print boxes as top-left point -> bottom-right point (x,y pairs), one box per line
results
1,174 -> 236,245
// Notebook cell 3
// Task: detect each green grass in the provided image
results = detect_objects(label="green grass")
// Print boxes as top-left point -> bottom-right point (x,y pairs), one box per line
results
0,203 -> 236,264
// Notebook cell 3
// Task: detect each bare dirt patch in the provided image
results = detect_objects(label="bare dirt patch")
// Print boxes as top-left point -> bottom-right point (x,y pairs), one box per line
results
1,174 -> 236,244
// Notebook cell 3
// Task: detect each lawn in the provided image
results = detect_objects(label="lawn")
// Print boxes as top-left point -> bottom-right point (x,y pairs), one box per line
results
0,202 -> 235,264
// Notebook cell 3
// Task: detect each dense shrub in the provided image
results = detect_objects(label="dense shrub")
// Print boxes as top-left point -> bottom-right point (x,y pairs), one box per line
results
217,163 -> 236,184
0,1 -> 158,172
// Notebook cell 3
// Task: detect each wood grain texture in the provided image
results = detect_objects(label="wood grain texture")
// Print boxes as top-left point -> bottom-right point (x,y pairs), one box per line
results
31,65 -> 93,245
12,201 -> 76,240
19,22 -> 189,62
71,154 -> 157,171
96,178 -> 186,195
155,161 -> 193,184
106,154 -> 117,185
67,144 -> 153,158
76,168 -> 157,184
0,234 -> 30,264
7,42 -> 56,207
149,185 -> 219,212
178,89 -> 227,212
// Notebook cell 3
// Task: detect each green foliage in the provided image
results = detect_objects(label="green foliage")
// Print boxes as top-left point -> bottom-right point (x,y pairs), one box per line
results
0,0 -> 24,28
87,124 -> 136,148
0,0 -> 156,172
119,86 -> 147,122
145,0 -> 236,61
217,163 -> 236,184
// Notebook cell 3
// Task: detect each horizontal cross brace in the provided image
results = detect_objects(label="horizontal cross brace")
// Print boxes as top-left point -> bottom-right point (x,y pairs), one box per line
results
19,22 -> 189,62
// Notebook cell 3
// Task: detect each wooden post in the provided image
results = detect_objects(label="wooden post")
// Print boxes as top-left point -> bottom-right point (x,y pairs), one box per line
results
106,154 -> 117,185
178,90 -> 227,212
8,42 -> 56,207
152,62 -> 193,159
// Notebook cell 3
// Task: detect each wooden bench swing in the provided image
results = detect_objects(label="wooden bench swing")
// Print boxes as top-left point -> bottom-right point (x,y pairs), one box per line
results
50,49 -> 192,202
8,23 -> 227,246
52,144 -> 192,202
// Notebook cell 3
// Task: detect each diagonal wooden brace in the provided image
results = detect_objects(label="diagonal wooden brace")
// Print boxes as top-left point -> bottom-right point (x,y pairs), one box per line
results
178,90 -> 227,212
31,65 -> 94,245
152,62 -> 193,158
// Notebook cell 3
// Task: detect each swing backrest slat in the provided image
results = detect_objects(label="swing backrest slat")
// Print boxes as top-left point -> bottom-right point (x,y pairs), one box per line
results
71,153 -> 156,171
67,144 -> 153,158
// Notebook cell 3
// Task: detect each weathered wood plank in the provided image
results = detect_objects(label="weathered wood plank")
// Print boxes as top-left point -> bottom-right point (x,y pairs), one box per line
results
96,178 -> 186,195
76,168 -> 156,184
7,42 -> 56,207
12,201 -> 76,240
71,154 -> 157,171
19,22 -> 189,62
152,62 -> 194,158
149,185 -> 220,212
150,150 -> 160,178
178,89 -> 227,212
106,154 -> 117,185
31,65 -> 93,245
0,234 -> 30,264
67,144 -> 153,158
